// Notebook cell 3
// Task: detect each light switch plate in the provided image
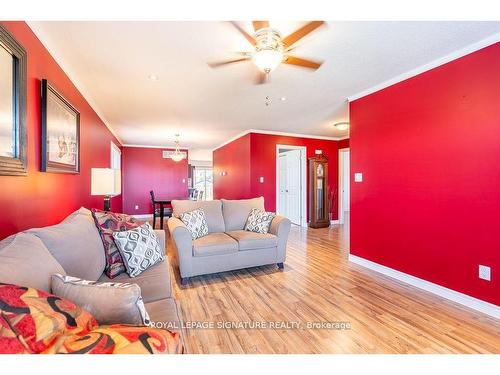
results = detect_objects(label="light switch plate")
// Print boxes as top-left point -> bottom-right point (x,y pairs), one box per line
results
479,265 -> 491,281
182,179 -> 186,183
259,177 -> 264,183
354,173 -> 363,182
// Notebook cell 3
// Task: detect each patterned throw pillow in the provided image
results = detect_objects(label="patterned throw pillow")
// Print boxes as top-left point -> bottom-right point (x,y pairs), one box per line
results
54,324 -> 182,354
112,223 -> 165,278
51,274 -> 150,325
179,208 -> 209,239
244,208 -> 276,234
0,282 -> 97,353
0,283 -> 182,354
92,209 -> 143,278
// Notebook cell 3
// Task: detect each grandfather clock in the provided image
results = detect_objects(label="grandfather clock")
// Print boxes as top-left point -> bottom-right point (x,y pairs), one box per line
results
309,154 -> 330,228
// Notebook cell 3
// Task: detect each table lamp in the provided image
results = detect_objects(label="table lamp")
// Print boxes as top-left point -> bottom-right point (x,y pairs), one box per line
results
91,168 -> 121,211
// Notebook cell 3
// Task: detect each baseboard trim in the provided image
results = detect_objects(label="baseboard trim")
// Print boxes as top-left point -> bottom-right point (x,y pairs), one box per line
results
131,214 -> 154,220
348,254 -> 500,319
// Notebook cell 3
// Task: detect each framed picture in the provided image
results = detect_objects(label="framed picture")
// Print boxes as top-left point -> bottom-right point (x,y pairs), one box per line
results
41,79 -> 80,173
0,25 -> 27,176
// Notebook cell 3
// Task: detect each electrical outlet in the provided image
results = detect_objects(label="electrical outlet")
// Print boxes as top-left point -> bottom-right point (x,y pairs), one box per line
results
134,205 -> 139,210
354,173 -> 363,182
260,176 -> 264,183
479,265 -> 491,281
182,179 -> 186,183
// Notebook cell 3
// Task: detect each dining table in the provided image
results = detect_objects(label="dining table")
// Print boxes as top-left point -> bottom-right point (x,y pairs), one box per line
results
153,195 -> 197,229
152,197 -> 173,230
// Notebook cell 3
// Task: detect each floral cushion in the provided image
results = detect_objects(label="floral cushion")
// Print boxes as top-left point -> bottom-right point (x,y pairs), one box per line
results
51,324 -> 182,354
179,208 -> 209,239
0,314 -> 29,354
0,283 -> 182,354
244,208 -> 276,234
0,283 -> 96,353
92,209 -> 143,278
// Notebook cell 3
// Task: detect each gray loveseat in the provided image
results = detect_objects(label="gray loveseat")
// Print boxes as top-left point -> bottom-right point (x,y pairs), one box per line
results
0,207 -> 181,333
167,197 -> 291,284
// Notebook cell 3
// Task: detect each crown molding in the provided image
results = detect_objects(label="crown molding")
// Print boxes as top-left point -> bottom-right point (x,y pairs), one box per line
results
347,32 -> 500,102
212,130 -> 251,151
27,22 -> 124,145
213,129 -> 347,151
249,129 -> 345,141
122,144 -> 189,150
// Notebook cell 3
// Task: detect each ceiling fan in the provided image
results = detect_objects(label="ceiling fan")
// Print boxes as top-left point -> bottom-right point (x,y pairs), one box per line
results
208,21 -> 325,84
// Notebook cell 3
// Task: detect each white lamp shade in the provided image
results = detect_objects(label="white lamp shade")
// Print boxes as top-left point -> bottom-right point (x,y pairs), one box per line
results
91,168 -> 121,196
252,49 -> 283,73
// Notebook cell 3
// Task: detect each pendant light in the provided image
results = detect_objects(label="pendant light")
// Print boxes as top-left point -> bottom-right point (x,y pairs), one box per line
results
171,134 -> 184,162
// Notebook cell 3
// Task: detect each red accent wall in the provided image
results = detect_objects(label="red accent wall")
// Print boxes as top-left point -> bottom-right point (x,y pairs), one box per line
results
213,133 -> 252,200
0,21 -> 122,240
122,147 -> 189,214
338,138 -> 350,149
214,132 -> 344,220
350,43 -> 500,306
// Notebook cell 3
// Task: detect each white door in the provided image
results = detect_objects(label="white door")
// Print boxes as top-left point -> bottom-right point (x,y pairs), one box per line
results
278,154 -> 287,218
278,149 -> 302,225
286,149 -> 302,224
342,151 -> 350,212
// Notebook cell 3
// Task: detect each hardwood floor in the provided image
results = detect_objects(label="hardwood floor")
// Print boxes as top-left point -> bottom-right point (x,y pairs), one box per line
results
165,220 -> 500,354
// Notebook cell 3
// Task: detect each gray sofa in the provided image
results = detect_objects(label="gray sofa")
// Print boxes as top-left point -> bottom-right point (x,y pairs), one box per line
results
0,207 -> 181,334
168,197 -> 291,284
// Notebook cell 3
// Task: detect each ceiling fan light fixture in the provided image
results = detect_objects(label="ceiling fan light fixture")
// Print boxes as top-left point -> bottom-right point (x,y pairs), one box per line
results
334,122 -> 349,131
252,49 -> 284,73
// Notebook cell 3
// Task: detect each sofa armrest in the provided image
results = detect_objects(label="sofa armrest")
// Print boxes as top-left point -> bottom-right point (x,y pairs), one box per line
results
270,215 -> 291,236
167,217 -> 194,278
154,229 -> 166,252
269,215 -> 291,262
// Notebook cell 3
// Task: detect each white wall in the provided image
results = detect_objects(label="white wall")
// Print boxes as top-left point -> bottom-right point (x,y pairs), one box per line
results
188,148 -> 213,167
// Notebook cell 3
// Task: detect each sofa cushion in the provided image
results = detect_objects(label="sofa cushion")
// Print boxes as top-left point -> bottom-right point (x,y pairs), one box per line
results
221,197 -> 265,231
171,200 -> 225,233
92,209 -> 144,279
0,283 -> 181,354
226,230 -> 278,251
28,207 -> 106,281
0,233 -> 65,292
0,283 -> 97,353
112,222 -> 165,278
192,232 -> 238,257
146,298 -> 182,334
51,274 -> 150,325
179,208 -> 209,239
98,260 -> 171,303
244,208 -> 276,234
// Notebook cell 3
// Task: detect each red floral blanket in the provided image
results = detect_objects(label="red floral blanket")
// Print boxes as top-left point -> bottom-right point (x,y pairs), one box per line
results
0,283 -> 182,354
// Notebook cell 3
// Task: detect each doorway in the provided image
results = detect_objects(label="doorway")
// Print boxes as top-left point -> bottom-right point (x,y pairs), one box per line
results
276,145 -> 307,226
338,148 -> 350,224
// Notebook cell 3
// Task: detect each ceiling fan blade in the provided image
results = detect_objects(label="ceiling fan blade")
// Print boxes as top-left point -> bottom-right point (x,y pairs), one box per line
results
252,21 -> 270,31
283,55 -> 322,70
282,21 -> 325,48
229,21 -> 256,46
255,72 -> 268,85
208,57 -> 250,68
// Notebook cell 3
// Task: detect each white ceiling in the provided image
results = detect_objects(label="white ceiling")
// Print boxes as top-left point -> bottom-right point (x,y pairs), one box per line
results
28,21 -> 500,151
